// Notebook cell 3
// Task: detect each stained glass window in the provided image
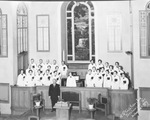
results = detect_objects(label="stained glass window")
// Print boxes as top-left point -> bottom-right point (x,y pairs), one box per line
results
0,8 -> 8,57
66,1 -> 95,62
17,3 -> 28,54
36,15 -> 50,51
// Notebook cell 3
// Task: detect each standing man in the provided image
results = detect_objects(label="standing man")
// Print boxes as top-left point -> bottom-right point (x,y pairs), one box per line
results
48,78 -> 60,112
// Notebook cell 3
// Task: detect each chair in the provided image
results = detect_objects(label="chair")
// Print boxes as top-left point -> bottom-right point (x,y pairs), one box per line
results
31,91 -> 45,114
61,91 -> 81,113
95,94 -> 109,116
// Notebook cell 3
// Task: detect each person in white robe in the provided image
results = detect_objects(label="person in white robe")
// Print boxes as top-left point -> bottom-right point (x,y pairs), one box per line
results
103,70 -> 112,88
114,62 -> 119,72
85,69 -> 94,87
35,70 -> 43,86
45,59 -> 51,69
96,59 -> 104,70
104,62 -> 109,71
25,70 -> 35,87
100,67 -> 106,77
59,61 -> 68,86
26,65 -> 32,76
36,65 -> 45,76
66,72 -> 77,87
91,66 -> 97,76
111,71 -> 120,89
120,73 -> 129,90
109,65 -> 114,76
17,69 -> 26,86
51,59 -> 58,72
51,70 -> 61,85
46,65 -> 53,76
118,66 -> 124,77
88,59 -> 96,70
42,69 -> 52,86
37,59 -> 45,73
29,58 -> 37,75
93,69 -> 103,87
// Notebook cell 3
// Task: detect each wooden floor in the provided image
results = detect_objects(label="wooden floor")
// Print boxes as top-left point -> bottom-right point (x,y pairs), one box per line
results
0,109 -> 115,120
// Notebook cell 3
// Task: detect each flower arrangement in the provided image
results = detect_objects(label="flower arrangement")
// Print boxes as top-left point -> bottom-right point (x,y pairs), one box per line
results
87,98 -> 97,105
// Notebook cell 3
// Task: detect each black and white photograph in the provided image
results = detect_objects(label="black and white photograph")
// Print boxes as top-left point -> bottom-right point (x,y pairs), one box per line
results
0,0 -> 149,120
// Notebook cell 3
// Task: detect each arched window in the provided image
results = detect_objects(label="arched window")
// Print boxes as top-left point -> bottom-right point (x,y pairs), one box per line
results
66,1 -> 95,62
0,8 -> 8,57
17,3 -> 28,53
139,2 -> 150,58
17,3 -> 28,73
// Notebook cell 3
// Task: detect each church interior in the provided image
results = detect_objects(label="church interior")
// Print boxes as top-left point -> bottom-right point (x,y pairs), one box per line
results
0,0 -> 150,120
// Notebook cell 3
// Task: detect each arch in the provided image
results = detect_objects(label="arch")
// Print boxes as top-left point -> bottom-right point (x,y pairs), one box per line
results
17,3 -> 28,15
61,1 -> 95,63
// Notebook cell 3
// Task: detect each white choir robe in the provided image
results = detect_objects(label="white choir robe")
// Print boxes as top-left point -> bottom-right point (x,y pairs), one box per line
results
88,63 -> 96,70
120,77 -> 129,90
118,70 -> 124,77
85,74 -> 94,87
101,71 -> 106,77
35,74 -> 43,86
96,64 -> 104,70
104,66 -> 109,71
57,71 -> 62,78
51,75 -> 61,85
30,63 -> 37,75
25,75 -> 35,87
103,74 -> 112,88
38,63 -> 45,73
51,64 -> 58,72
92,71 -> 96,76
114,66 -> 119,72
109,70 -> 114,76
42,74 -> 52,86
17,74 -> 26,86
45,63 -> 51,69
93,74 -> 103,87
26,68 -> 32,76
111,75 -> 120,89
60,65 -> 68,78
66,76 -> 77,87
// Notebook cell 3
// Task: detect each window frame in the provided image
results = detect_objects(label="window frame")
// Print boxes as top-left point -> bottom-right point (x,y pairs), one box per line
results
36,14 -> 50,52
139,10 -> 150,58
0,12 -> 8,58
66,1 -> 95,63
107,14 -> 122,53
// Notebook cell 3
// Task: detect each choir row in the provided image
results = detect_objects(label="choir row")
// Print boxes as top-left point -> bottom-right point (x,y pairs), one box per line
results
16,58 -> 129,90
17,59 -> 68,86
85,69 -> 129,90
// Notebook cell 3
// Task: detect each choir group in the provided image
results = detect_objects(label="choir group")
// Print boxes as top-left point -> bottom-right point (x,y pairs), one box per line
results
85,59 -> 129,90
17,59 -> 68,87
17,58 -> 129,90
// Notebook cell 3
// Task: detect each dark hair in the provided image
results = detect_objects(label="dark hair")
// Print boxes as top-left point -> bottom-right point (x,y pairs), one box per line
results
109,65 -> 114,69
105,69 -> 109,73
28,69 -> 33,73
115,62 -> 119,65
46,69 -> 50,72
98,59 -> 102,62
114,70 -> 118,74
20,69 -> 24,73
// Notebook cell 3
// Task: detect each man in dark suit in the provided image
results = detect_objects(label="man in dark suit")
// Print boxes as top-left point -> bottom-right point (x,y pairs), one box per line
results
48,78 -> 60,112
